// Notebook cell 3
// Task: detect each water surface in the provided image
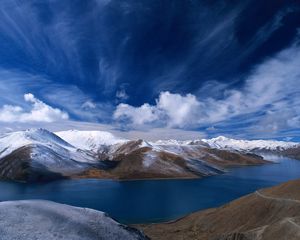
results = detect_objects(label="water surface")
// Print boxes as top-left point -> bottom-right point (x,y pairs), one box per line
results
0,156 -> 300,224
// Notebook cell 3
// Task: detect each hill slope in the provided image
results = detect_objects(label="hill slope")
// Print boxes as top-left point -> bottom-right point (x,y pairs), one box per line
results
138,179 -> 300,240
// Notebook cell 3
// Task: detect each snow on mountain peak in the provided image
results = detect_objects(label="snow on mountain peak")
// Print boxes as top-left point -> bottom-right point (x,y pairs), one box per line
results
23,128 -> 72,147
152,139 -> 192,146
55,130 -> 127,150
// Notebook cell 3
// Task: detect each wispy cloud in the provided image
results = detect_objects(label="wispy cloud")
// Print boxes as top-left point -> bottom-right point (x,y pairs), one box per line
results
150,2 -> 300,97
42,85 -> 114,122
0,1 -> 83,80
81,100 -> 97,110
116,88 -> 129,102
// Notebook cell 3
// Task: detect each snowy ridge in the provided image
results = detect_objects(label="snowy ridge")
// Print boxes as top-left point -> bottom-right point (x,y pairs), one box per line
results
202,136 -> 299,151
55,130 -> 127,151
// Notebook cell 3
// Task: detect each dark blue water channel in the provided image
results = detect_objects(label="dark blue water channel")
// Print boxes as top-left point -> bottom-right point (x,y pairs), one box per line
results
0,156 -> 300,224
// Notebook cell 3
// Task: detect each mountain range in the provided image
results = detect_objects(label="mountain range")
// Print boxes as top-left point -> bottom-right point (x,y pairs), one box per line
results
0,129 -> 299,182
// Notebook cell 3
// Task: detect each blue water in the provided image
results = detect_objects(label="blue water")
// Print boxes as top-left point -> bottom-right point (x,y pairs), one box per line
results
0,156 -> 300,224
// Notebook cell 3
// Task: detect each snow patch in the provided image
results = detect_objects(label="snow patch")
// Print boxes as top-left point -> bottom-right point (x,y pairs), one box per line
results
143,152 -> 157,168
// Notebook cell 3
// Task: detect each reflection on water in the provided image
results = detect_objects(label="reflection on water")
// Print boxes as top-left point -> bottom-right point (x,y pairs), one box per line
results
0,157 -> 300,224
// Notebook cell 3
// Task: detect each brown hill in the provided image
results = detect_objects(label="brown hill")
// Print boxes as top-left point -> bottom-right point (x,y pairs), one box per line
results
138,179 -> 300,240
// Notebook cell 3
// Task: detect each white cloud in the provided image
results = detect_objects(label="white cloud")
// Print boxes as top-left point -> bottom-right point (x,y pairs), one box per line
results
0,93 -> 68,123
157,92 -> 201,127
114,103 -> 159,125
114,91 -> 202,128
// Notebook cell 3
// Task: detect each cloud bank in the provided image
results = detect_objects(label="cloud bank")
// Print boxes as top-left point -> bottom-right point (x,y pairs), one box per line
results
114,42 -> 300,134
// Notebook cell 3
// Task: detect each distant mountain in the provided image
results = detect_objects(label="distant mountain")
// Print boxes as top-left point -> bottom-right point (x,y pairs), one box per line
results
202,136 -> 300,159
202,136 -> 299,151
2,129 -> 296,182
138,179 -> 300,240
0,200 -> 148,240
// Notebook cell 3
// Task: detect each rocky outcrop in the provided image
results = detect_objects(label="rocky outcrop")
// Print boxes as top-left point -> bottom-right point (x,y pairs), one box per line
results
138,179 -> 300,240
0,200 -> 148,240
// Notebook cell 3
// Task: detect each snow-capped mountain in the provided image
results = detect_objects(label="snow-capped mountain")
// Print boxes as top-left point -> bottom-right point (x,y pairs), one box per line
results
202,136 -> 299,151
0,128 -> 97,163
0,129 -> 99,181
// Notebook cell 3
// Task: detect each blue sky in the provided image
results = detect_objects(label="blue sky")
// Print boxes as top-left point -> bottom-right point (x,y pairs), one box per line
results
0,0 -> 299,140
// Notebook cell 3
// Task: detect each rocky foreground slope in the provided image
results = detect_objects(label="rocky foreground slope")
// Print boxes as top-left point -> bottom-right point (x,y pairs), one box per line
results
2,129 -> 300,182
0,200 -> 148,240
137,179 -> 300,240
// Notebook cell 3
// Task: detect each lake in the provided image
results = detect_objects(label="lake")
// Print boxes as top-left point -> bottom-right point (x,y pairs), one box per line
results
0,156 -> 300,224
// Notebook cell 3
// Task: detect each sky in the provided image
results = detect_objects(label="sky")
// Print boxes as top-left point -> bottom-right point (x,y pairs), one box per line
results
0,0 -> 299,140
